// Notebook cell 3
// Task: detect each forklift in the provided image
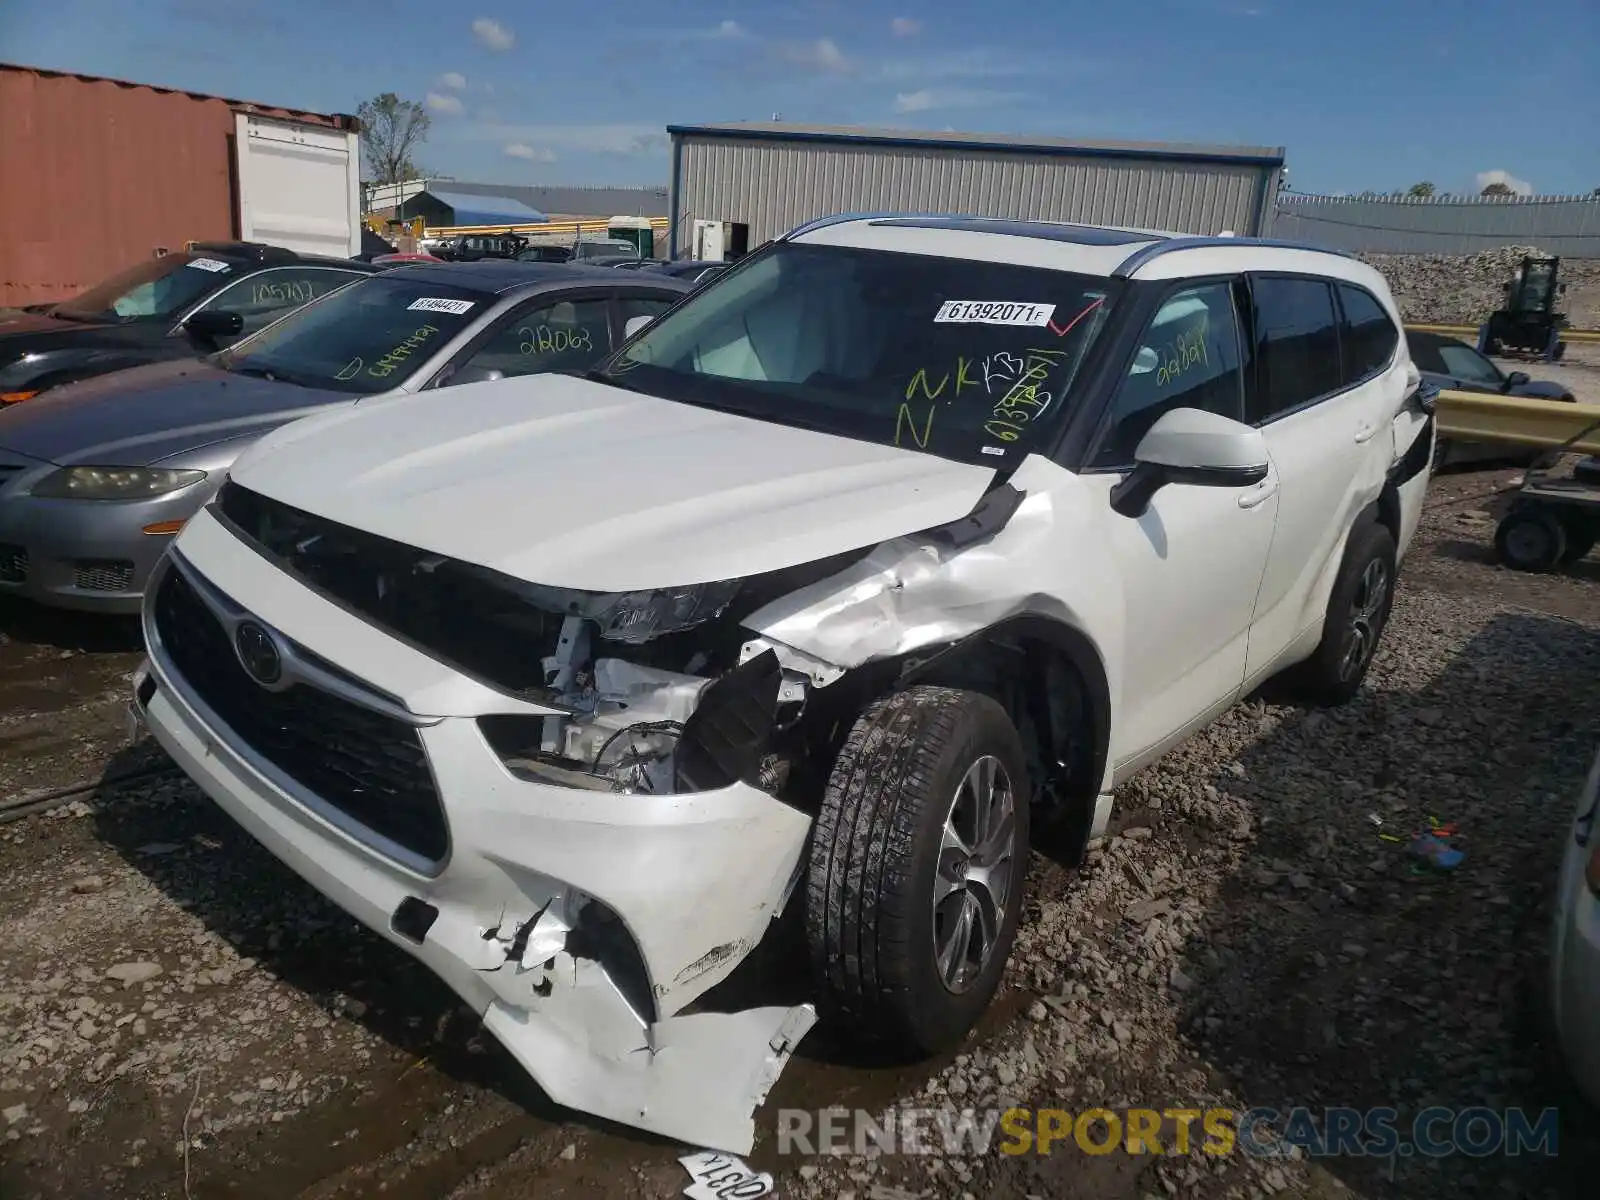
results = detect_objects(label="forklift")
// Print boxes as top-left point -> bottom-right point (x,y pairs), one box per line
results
1477,255 -> 1570,362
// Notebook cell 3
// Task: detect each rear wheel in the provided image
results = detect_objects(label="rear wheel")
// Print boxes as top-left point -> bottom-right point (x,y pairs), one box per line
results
805,685 -> 1029,1056
1495,506 -> 1567,572
1284,519 -> 1396,706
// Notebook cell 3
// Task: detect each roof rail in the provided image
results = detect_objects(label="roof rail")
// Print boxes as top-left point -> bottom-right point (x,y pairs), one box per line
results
780,211 -> 954,241
1112,235 -> 1359,278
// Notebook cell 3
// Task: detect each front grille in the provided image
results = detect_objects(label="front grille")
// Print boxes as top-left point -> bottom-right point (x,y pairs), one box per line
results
74,559 -> 134,592
214,482 -> 565,697
0,543 -> 27,583
153,564 -> 449,864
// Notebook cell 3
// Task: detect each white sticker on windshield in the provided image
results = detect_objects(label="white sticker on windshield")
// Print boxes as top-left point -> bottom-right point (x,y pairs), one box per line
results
934,300 -> 1054,326
408,297 -> 476,315
186,258 -> 232,273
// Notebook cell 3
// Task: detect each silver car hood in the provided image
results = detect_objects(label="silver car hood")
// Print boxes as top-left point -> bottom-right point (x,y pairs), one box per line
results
0,358 -> 351,466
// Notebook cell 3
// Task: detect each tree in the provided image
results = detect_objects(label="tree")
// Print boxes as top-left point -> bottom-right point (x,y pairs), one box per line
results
357,93 -> 431,186
1407,181 -> 1435,198
1480,181 -> 1514,197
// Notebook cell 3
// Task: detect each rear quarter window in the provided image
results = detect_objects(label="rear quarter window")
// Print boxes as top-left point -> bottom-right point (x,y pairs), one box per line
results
1337,283 -> 1399,385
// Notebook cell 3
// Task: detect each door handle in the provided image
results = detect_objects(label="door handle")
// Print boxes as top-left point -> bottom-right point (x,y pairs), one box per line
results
1354,421 -> 1379,443
1238,477 -> 1278,509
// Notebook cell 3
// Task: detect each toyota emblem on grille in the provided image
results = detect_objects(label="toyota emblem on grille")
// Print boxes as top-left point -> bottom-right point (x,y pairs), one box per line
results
234,620 -> 282,686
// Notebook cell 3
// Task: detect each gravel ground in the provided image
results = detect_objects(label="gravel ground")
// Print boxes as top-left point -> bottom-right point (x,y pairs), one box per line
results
1364,246 -> 1600,331
2,465 -> 1599,1200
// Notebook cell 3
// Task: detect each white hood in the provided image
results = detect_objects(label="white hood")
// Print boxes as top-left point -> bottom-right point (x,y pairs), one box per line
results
228,373 -> 998,592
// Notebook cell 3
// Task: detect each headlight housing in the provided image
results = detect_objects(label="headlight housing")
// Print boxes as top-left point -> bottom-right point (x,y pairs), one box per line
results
30,466 -> 207,500
512,579 -> 743,644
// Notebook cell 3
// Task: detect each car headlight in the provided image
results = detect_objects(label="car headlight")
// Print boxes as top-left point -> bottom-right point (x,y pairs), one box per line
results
510,578 -> 743,644
30,466 -> 207,500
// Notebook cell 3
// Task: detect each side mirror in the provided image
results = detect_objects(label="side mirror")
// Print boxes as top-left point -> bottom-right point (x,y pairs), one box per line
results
623,314 -> 653,339
1505,371 -> 1531,388
183,309 -> 244,341
1109,408 -> 1270,519
447,365 -> 505,387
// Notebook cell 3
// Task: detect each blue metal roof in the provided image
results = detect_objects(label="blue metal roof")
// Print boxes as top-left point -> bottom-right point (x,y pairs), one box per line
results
426,188 -> 549,225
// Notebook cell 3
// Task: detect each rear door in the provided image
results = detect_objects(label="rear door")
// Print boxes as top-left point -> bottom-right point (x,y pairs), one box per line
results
1243,275 -> 1403,681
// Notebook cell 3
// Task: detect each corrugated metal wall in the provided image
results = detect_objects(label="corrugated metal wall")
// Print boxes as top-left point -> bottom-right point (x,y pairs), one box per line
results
0,65 -> 352,307
673,136 -> 1272,253
1269,194 -> 1600,258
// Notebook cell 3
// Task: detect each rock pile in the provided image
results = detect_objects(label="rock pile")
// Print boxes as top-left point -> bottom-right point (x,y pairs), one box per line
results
1359,244 -> 1600,330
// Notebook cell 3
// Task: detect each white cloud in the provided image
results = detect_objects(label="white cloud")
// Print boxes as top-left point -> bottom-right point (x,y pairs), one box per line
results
890,17 -> 922,36
893,87 -> 1022,114
1476,168 -> 1532,196
893,89 -> 935,113
425,91 -> 465,115
775,37 -> 850,74
871,47 -> 1041,85
438,71 -> 467,90
471,17 -> 514,51
504,142 -> 556,162
471,122 -> 668,156
710,19 -> 748,38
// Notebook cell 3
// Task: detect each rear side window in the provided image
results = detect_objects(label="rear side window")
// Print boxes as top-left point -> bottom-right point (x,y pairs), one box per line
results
1337,284 -> 1398,384
1248,277 -> 1341,423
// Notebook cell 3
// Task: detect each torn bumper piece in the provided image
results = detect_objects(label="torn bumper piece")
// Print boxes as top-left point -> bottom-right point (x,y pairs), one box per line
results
137,634 -> 817,1154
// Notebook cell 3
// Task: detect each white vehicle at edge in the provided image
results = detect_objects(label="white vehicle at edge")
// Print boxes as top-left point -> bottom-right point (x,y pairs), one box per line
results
130,213 -> 1436,1153
1551,744 -> 1600,1107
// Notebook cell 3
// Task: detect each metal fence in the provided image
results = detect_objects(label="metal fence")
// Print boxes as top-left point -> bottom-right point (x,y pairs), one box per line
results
1268,193 -> 1600,257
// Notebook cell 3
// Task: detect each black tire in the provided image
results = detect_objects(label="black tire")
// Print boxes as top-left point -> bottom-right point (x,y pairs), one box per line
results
1285,519 -> 1397,706
1495,507 -> 1566,572
805,685 -> 1030,1056
1560,524 -> 1596,564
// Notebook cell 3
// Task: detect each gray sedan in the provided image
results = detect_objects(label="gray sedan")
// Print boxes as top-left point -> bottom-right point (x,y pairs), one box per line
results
0,261 -> 692,613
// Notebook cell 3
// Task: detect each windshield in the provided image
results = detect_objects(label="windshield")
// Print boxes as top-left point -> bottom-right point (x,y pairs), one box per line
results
214,275 -> 491,394
596,242 -> 1116,466
54,255 -> 235,322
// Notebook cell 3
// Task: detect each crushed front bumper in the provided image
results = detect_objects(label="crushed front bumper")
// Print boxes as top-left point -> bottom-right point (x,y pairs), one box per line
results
135,510 -> 817,1153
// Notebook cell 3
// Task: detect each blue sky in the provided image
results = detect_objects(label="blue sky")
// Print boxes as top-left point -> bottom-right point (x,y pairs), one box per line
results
4,0 -> 1596,195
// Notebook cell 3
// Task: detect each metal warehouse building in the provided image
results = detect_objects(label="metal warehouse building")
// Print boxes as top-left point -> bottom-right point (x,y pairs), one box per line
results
666,122 -> 1286,258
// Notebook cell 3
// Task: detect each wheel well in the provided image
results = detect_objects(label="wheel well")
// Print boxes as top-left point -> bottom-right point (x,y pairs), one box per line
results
1372,483 -> 1402,547
884,616 -> 1111,864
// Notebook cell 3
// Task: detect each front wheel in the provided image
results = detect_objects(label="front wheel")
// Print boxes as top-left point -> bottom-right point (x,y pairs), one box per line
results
805,685 -> 1030,1056
1284,520 -> 1397,706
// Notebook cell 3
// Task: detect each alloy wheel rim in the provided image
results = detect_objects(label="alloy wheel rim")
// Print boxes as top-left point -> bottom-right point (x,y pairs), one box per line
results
1338,557 -> 1390,682
932,755 -> 1017,994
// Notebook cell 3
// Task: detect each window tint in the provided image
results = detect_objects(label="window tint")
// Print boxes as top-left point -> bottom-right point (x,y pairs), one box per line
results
201,268 -> 364,339
458,297 -> 612,378
608,242 -> 1115,468
1337,284 -> 1398,383
1435,343 -> 1501,384
1249,277 -> 1342,422
618,295 -> 676,324
215,275 -> 489,394
1091,282 -> 1245,468
54,256 -> 232,323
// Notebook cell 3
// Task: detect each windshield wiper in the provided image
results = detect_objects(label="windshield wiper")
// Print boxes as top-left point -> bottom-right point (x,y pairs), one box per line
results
227,364 -> 323,389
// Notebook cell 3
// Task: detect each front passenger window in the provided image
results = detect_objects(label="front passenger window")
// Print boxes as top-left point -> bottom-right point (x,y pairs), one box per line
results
1092,282 -> 1246,469
454,298 -> 612,379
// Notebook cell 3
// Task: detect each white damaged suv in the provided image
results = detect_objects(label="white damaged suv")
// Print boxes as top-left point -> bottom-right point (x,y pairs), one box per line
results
131,214 -> 1434,1152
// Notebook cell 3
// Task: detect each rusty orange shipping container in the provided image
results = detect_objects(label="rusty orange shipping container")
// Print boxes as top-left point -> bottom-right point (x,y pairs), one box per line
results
0,63 -> 362,308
